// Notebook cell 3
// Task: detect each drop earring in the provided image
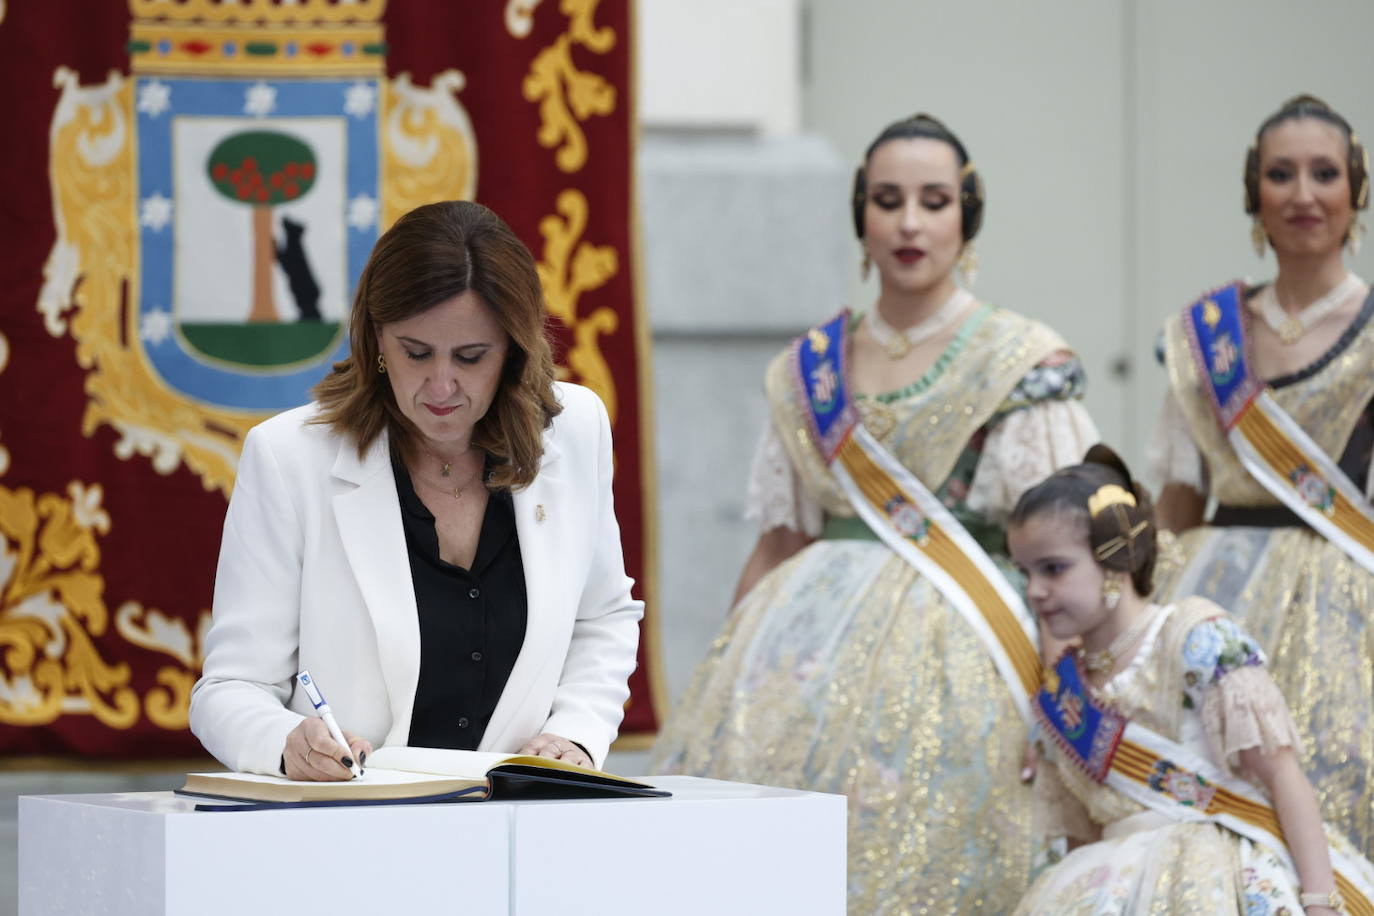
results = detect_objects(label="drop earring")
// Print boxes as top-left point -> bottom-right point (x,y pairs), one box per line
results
1251,216 -> 1267,258
1348,217 -> 1365,257
1102,575 -> 1121,611
377,354 -> 387,374
958,241 -> 979,287
861,251 -> 872,282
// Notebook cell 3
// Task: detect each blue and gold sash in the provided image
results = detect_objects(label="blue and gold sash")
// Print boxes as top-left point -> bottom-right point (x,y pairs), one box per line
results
793,310 -> 1041,719
1036,654 -> 1125,784
1038,645 -> 1374,914
1184,283 -> 1374,574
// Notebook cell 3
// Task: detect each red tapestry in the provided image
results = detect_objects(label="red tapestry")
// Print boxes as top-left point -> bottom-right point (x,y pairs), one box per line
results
0,0 -> 661,758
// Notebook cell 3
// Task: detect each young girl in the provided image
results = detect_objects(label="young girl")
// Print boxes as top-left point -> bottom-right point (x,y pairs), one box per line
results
1007,446 -> 1368,915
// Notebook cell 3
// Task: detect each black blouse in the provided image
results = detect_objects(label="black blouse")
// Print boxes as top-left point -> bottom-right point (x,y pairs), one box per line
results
392,460 -> 527,750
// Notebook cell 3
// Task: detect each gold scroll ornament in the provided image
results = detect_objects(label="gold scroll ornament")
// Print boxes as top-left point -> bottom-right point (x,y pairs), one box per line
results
0,481 -> 205,730
521,0 -> 622,420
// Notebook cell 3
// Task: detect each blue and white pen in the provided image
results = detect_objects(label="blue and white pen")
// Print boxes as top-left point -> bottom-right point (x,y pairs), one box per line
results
296,670 -> 361,778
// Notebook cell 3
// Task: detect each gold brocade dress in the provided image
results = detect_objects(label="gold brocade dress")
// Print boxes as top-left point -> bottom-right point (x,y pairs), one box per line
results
650,306 -> 1100,915
1152,290 -> 1374,858
1015,599 -> 1312,915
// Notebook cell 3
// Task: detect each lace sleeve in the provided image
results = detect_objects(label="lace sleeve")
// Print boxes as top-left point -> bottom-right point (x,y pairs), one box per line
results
743,421 -> 824,537
1181,616 -> 1304,777
1200,666 -> 1305,778
1143,390 -> 1205,496
966,399 -> 1100,526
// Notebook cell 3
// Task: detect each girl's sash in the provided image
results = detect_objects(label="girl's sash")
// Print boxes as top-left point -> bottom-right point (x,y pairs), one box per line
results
1183,283 -> 1374,573
792,310 -> 1041,721
1038,652 -> 1374,914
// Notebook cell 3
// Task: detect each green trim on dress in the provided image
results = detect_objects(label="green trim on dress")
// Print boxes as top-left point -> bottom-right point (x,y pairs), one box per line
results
851,304 -> 995,404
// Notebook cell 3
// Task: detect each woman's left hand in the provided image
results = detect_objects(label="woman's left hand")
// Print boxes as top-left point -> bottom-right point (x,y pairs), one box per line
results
1021,739 -> 1039,783
519,732 -> 592,768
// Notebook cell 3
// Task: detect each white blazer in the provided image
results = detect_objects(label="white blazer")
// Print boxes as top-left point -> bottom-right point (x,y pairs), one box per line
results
189,382 -> 643,773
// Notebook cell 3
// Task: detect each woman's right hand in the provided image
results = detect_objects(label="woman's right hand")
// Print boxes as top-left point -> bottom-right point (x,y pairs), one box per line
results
282,717 -> 373,781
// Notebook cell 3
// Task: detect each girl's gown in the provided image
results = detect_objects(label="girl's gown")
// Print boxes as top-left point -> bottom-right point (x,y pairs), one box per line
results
1016,598 -> 1313,914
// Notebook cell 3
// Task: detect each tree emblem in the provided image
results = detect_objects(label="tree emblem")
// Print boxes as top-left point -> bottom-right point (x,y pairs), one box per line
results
206,130 -> 317,323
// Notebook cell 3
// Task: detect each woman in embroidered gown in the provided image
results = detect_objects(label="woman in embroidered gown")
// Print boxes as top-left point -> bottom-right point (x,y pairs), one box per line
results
648,113 -> 1099,913
1009,449 -> 1354,915
1149,95 -> 1374,858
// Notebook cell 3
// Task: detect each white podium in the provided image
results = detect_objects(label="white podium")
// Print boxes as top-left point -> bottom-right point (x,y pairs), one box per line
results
19,775 -> 846,915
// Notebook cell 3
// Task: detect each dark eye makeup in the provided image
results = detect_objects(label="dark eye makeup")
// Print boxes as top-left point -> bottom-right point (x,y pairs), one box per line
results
1263,158 -> 1344,185
395,342 -> 490,365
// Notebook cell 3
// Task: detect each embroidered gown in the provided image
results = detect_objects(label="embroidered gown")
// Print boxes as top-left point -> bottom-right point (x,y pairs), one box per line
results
1015,598 -> 1336,915
1149,287 -> 1374,858
649,305 -> 1099,914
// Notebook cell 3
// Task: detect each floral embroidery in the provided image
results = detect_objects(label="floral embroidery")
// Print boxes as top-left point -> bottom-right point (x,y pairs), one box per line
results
1147,759 -> 1216,809
883,494 -> 930,544
997,351 -> 1088,416
1053,862 -> 1135,911
1181,616 -> 1265,708
1289,464 -> 1336,515
1240,860 -> 1297,916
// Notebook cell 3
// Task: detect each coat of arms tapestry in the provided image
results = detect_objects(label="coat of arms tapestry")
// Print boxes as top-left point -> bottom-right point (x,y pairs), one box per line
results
0,0 -> 661,758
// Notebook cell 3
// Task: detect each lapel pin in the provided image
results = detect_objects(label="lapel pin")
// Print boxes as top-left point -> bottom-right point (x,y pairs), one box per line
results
535,504 -> 546,522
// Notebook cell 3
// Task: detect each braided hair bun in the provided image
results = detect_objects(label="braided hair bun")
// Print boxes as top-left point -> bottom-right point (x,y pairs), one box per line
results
1010,445 -> 1159,596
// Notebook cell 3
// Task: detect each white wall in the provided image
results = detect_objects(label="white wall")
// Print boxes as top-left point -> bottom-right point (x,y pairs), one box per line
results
638,0 -> 801,135
804,0 -> 1374,468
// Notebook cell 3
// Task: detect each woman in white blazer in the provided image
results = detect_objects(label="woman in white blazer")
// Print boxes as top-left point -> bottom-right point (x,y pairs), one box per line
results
189,201 -> 643,779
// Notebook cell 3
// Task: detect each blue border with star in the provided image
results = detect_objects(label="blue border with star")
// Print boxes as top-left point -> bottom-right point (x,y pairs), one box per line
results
1182,282 -> 1262,431
135,76 -> 379,411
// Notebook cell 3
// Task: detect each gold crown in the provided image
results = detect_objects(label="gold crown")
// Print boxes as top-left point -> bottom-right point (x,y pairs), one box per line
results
1087,484 -> 1136,517
129,0 -> 386,76
130,0 -> 386,25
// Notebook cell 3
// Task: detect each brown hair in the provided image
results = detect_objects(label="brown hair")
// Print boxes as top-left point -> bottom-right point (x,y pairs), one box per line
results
1009,445 -> 1158,597
851,112 -> 985,241
311,200 -> 561,489
1244,94 -> 1370,215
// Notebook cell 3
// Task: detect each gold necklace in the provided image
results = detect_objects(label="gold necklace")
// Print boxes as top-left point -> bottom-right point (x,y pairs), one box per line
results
1250,273 -> 1364,344
1078,603 -> 1160,676
414,465 -> 485,500
414,447 -> 485,500
865,289 -> 973,359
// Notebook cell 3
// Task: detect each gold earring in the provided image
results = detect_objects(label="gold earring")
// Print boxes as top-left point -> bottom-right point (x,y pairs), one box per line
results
861,251 -> 872,282
1348,217 -> 1365,256
1102,575 -> 1122,611
377,354 -> 387,375
958,241 -> 979,287
1252,216 -> 1267,258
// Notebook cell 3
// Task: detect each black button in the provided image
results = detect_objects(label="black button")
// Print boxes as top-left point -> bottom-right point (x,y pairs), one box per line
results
468,587 -> 480,599
457,717 -> 470,728
471,651 -> 483,662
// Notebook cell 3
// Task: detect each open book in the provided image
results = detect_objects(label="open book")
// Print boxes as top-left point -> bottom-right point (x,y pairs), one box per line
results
179,746 -> 669,808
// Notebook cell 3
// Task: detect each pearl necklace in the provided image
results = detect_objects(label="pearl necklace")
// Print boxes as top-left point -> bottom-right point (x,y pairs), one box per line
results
1078,603 -> 1161,676
1250,273 -> 1365,345
865,289 -> 974,359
